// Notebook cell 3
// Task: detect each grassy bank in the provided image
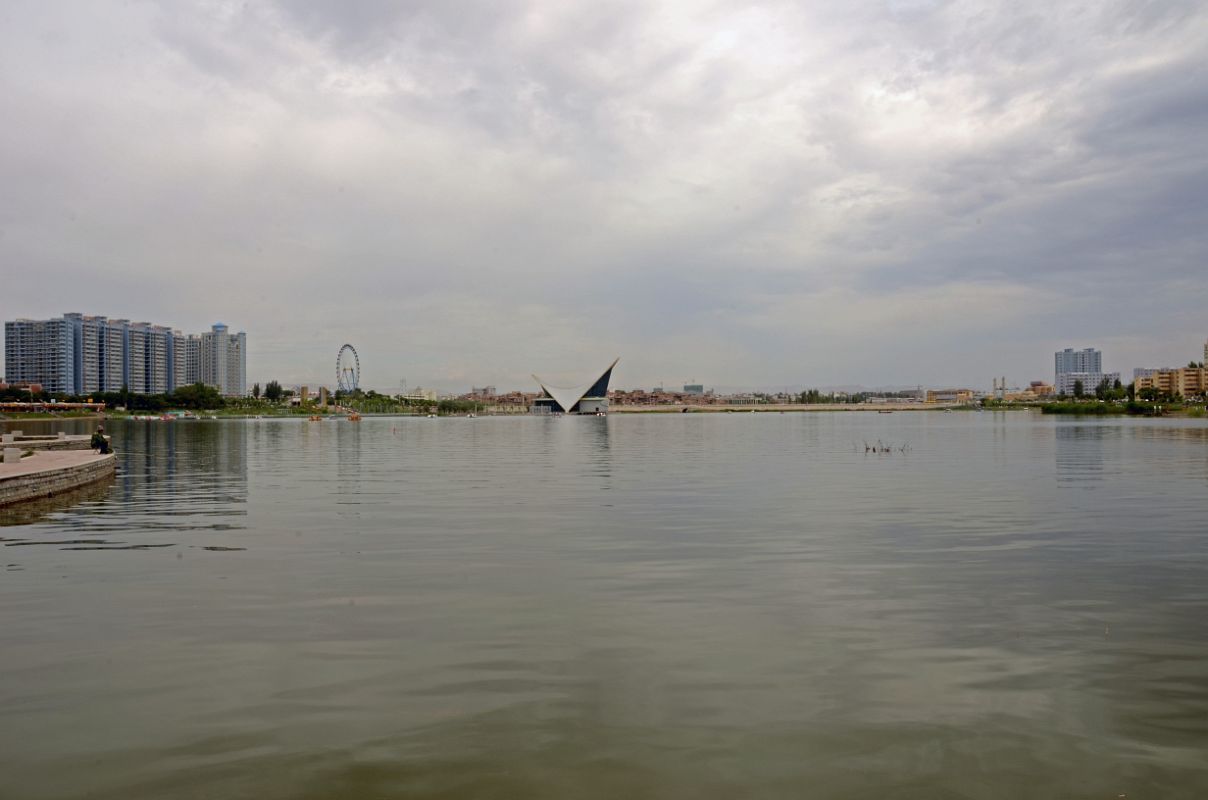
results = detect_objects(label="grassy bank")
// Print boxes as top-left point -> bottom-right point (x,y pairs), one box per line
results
1040,401 -> 1127,415
1039,401 -> 1203,417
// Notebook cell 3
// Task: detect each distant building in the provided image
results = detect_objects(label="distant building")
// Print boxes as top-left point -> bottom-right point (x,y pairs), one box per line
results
200,323 -> 247,397
1054,348 -> 1118,395
999,381 -> 1054,402
925,388 -> 975,404
683,384 -> 704,395
531,358 -> 619,414
401,387 -> 438,402
3,313 -> 247,396
1134,367 -> 1208,398
1055,348 -> 1101,374
174,334 -> 202,390
4,317 -> 75,394
1055,372 -> 1120,395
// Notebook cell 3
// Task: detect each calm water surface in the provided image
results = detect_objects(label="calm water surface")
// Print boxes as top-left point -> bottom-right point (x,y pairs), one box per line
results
2,412 -> 1207,798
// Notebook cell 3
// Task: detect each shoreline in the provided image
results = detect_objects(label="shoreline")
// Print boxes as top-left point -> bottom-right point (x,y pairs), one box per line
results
609,402 -> 969,413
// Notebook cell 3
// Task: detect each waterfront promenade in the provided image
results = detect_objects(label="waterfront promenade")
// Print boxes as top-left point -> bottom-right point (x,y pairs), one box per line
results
0,450 -> 116,508
2,432 -> 99,451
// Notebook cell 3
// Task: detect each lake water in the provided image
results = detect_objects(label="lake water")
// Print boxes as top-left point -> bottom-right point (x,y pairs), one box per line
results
2,412 -> 1207,798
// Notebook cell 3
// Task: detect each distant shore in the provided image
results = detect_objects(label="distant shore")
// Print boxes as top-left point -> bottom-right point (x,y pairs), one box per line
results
610,402 -> 968,413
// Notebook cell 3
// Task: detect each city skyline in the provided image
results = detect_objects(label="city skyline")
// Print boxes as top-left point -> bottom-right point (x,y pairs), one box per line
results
2,2 -> 1206,390
4,313 -> 247,398
5,309 -> 1205,398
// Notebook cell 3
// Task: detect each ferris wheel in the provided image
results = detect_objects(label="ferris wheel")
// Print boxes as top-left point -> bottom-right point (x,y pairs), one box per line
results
336,344 -> 360,393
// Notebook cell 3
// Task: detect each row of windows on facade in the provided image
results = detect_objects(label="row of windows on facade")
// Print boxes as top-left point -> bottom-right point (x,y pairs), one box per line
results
1053,348 -> 1116,396
3,314 -> 246,397
1054,348 -> 1103,375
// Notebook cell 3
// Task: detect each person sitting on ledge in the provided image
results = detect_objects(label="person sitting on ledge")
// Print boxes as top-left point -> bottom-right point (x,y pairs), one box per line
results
91,425 -> 110,454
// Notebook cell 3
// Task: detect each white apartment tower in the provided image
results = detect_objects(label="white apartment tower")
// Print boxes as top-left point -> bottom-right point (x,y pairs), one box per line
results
1055,348 -> 1102,375
173,334 -> 202,390
100,320 -> 125,392
1054,347 -> 1119,395
200,323 -> 246,397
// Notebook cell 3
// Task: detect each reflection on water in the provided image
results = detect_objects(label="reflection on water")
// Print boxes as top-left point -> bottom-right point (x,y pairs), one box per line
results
0,477 -> 114,529
1054,422 -> 1110,486
1,413 -> 1208,798
1,419 -> 247,545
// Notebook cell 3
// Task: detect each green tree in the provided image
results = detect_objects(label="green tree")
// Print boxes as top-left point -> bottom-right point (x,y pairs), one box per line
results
1073,379 -> 1084,398
252,382 -> 261,400
170,383 -> 224,410
264,380 -> 283,402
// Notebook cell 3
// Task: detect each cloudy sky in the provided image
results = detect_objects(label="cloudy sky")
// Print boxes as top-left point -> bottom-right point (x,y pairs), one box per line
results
2,1 -> 1206,392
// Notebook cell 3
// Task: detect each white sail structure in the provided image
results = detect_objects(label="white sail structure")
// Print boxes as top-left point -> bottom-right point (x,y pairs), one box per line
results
532,358 -> 620,414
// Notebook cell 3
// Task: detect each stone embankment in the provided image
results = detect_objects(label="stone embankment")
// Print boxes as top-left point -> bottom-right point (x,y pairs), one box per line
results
0,450 -> 116,508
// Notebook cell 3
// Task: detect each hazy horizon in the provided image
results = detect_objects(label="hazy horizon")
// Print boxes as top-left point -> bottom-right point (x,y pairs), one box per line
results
3,1 -> 1206,391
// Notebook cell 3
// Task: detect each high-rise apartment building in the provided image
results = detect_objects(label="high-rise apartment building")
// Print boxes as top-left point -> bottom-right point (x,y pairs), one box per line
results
4,313 -> 247,397
126,322 -> 147,395
173,334 -> 202,390
200,323 -> 246,398
1055,348 -> 1102,375
100,320 -> 125,392
1054,347 -> 1118,395
65,313 -> 104,394
4,317 -> 75,393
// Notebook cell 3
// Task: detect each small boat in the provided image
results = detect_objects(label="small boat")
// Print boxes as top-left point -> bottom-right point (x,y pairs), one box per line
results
348,412 -> 362,422
308,415 -> 322,422
878,410 -> 893,414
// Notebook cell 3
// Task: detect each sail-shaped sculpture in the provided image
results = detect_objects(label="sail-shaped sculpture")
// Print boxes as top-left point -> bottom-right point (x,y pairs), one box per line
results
532,358 -> 620,414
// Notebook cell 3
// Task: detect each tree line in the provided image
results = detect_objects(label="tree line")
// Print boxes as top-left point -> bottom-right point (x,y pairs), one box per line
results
1,382 -> 226,410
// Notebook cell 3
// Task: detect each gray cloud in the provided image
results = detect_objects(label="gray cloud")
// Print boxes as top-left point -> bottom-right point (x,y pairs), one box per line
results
1,0 -> 1206,391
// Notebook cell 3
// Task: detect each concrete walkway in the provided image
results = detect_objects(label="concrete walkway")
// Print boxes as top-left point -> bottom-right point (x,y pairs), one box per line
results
0,450 -> 116,508
1,433 -> 97,452
0,450 -> 112,479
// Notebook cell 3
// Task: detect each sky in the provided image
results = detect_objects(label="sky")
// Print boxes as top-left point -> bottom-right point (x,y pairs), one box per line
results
2,0 -> 1206,393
